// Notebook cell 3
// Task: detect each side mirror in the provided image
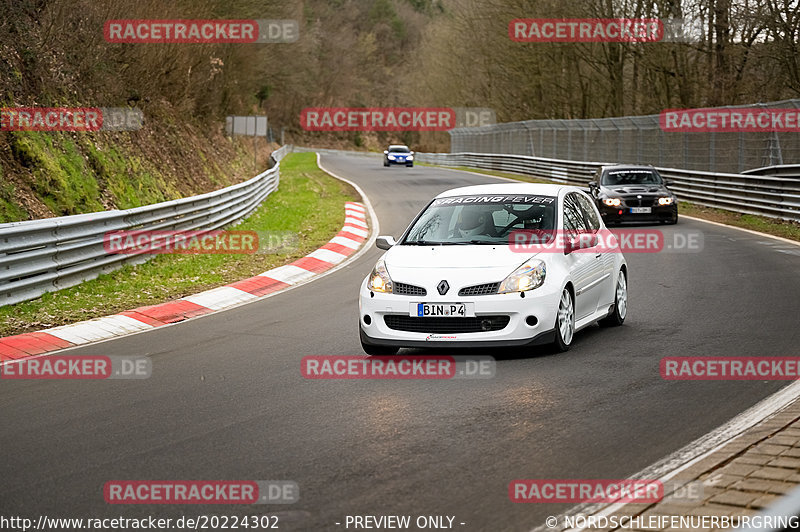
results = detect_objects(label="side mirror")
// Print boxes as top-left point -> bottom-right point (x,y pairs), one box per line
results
410,151 -> 415,155
376,235 -> 396,250
383,150 -> 388,154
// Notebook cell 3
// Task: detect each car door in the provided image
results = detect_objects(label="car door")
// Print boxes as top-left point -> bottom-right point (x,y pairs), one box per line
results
562,193 -> 603,320
575,192 -> 615,312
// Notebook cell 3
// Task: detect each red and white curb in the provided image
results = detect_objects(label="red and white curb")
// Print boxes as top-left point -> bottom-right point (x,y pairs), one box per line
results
0,201 -> 368,362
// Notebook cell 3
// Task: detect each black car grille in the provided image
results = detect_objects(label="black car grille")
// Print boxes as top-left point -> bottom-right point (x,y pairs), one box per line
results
393,282 -> 427,296
458,282 -> 500,296
383,315 -> 510,334
622,197 -> 656,208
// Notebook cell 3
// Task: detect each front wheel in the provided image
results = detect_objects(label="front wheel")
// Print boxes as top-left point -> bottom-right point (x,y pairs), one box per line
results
406,163 -> 413,167
599,270 -> 627,327
360,338 -> 400,356
553,287 -> 575,352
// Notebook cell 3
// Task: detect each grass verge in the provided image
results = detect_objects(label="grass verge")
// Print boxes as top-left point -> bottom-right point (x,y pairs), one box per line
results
0,152 -> 360,337
677,202 -> 800,241
421,163 -> 800,243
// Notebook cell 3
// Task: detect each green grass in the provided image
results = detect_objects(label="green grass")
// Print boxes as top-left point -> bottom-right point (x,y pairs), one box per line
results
0,152 -> 360,337
421,163 -> 800,243
10,131 -> 104,215
677,202 -> 800,242
0,174 -> 29,223
4,131 -> 191,220
86,142 -> 179,209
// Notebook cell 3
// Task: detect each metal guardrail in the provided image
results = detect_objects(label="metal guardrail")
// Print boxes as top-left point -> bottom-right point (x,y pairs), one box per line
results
416,152 -> 800,221
0,145 -> 291,307
743,164 -> 800,178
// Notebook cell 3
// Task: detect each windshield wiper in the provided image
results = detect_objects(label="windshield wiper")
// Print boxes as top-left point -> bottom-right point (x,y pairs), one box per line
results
404,240 -> 445,246
450,240 -> 502,245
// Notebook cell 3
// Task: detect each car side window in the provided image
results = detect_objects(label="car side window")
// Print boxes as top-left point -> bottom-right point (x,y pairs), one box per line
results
574,193 -> 601,231
562,194 -> 589,236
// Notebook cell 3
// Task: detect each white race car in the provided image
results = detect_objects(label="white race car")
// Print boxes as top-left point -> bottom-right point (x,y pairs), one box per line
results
358,183 -> 628,355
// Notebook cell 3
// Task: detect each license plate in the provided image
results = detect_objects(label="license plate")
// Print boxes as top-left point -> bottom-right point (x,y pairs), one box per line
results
412,303 -> 467,317
630,207 -> 651,214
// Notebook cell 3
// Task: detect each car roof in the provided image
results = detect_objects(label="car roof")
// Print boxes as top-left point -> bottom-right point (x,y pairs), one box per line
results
600,164 -> 657,172
435,183 -> 582,198
388,144 -> 409,149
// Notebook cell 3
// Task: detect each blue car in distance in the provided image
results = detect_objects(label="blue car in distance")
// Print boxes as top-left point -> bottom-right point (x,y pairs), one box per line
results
383,145 -> 414,167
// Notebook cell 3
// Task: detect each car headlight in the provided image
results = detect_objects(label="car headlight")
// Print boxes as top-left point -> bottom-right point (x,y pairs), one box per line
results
498,259 -> 546,294
388,155 -> 396,160
658,197 -> 673,205
603,198 -> 621,207
407,155 -> 414,160
368,259 -> 393,293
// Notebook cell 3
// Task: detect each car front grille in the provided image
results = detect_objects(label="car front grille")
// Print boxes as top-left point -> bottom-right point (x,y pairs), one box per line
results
622,197 -> 656,208
383,315 -> 510,334
458,282 -> 500,296
393,282 -> 427,296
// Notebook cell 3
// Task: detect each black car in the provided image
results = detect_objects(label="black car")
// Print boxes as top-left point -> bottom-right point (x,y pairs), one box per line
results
588,165 -> 678,225
383,145 -> 414,167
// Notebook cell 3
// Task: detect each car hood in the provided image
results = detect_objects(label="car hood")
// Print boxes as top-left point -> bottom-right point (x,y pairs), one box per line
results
603,185 -> 670,195
383,245 -> 534,289
385,244 -> 533,269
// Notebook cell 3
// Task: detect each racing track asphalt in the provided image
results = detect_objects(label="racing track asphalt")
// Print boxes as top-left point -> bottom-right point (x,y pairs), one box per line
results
1,153 -> 799,531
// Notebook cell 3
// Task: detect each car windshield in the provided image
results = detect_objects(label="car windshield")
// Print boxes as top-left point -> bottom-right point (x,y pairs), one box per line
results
402,194 -> 557,245
602,170 -> 661,186
388,146 -> 410,153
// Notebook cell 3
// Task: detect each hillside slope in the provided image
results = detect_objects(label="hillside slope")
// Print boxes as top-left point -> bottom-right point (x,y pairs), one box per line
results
0,1 -> 283,222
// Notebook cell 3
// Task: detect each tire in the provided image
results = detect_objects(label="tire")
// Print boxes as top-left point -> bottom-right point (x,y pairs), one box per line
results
406,163 -> 413,167
383,161 -> 389,167
599,269 -> 627,327
552,287 -> 575,352
360,338 -> 400,356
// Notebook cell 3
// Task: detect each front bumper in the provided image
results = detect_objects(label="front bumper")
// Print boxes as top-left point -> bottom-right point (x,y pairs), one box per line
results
598,202 -> 677,223
385,157 -> 412,165
358,278 -> 559,348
